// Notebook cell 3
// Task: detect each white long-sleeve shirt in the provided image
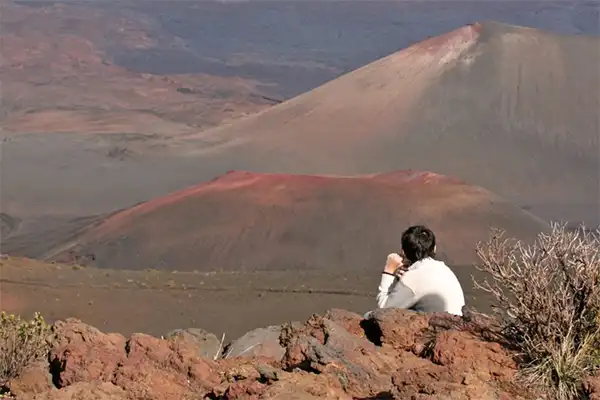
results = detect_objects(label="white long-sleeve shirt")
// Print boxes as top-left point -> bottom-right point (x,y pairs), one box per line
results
376,257 -> 465,316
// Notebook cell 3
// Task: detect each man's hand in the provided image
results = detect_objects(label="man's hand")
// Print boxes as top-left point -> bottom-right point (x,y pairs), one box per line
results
383,253 -> 404,275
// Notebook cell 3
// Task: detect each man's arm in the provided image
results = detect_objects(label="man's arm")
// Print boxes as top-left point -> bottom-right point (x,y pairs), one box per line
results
385,279 -> 418,310
376,272 -> 397,308
377,271 -> 419,309
377,253 -> 414,309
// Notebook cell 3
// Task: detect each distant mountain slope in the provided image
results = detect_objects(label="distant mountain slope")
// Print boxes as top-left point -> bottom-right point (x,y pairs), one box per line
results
0,213 -> 20,240
183,21 -> 599,224
1,21 -> 596,228
43,170 -> 548,271
1,1 -> 271,135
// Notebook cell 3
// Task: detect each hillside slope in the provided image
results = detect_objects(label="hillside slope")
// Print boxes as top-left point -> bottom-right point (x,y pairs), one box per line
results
0,213 -> 20,240
184,21 -> 599,224
41,170 -> 548,272
2,21 -> 597,225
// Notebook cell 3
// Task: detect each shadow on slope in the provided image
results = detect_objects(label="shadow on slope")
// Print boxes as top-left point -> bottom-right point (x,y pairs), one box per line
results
0,213 -> 21,241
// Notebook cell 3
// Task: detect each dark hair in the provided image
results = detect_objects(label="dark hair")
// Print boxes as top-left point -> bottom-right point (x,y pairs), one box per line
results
401,225 -> 436,263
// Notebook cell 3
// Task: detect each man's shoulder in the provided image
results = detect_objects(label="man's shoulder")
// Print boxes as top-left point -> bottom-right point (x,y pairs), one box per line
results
399,266 -> 428,288
423,258 -> 453,270
428,259 -> 461,279
409,257 -> 448,270
402,259 -> 456,284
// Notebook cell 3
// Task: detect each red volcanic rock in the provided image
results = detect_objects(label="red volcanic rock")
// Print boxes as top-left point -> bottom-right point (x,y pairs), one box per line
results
45,319 -> 219,400
112,333 -> 218,399
367,307 -> 432,351
6,361 -> 53,398
20,382 -> 128,400
253,373 -> 351,400
48,318 -> 128,387
49,169 -> 548,272
323,308 -> 365,337
431,330 -> 516,381
280,317 -> 397,397
9,308 -> 537,399
208,363 -> 351,399
585,373 -> 600,399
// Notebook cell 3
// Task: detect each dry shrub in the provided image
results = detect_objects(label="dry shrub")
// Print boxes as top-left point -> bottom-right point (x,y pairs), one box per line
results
0,312 -> 50,386
473,223 -> 600,400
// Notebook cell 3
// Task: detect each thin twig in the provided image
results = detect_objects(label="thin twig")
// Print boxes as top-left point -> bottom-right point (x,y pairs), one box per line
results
214,333 -> 225,360
224,343 -> 259,359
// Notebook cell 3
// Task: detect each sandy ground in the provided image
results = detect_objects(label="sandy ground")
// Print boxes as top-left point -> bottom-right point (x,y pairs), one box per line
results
0,257 -> 495,339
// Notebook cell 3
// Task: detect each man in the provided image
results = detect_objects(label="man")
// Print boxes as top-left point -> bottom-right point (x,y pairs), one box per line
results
369,225 -> 465,316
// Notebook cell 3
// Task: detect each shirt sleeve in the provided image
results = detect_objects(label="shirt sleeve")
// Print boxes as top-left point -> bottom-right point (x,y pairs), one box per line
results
385,281 -> 418,310
376,272 -> 398,308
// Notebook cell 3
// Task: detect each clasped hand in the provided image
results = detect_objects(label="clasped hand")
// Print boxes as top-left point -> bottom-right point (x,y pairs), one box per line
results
383,253 -> 409,276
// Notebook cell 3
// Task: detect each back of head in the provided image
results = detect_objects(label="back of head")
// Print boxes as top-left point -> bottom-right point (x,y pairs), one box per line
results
401,225 -> 436,264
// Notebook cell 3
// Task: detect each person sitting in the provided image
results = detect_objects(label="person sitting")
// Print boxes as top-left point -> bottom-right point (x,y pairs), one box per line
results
367,225 -> 465,317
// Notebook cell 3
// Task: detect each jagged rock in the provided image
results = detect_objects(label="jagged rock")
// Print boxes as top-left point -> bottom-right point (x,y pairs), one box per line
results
46,319 -> 221,399
112,332 -> 219,399
208,362 -> 350,399
20,382 -> 128,400
224,325 -> 286,361
48,318 -> 127,387
430,329 -> 516,381
7,361 -> 53,397
323,308 -> 365,337
280,314 -> 397,397
165,327 -> 222,359
255,371 -> 352,399
389,356 -> 509,399
365,307 -> 431,350
585,373 -> 600,399
208,361 -> 264,398
17,309 -> 539,400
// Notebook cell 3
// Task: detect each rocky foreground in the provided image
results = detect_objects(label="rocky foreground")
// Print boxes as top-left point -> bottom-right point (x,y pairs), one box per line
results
7,308 -> 600,400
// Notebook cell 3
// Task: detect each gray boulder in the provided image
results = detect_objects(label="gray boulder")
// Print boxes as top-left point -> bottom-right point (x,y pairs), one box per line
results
165,328 -> 222,359
224,325 -> 285,361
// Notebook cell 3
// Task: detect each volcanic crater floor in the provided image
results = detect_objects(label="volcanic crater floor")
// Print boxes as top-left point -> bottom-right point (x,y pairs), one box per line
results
0,256 -> 495,339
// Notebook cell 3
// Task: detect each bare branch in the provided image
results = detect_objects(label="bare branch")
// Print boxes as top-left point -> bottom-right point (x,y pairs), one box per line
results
472,223 -> 600,400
